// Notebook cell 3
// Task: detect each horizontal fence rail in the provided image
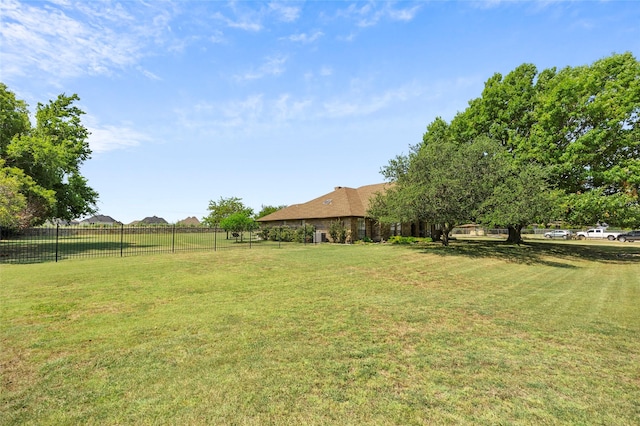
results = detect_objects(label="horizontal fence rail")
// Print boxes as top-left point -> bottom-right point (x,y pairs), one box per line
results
0,225 -> 309,264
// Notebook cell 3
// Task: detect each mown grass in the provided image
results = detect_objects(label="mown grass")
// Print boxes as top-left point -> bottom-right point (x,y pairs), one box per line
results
0,229 -> 279,263
1,240 -> 639,425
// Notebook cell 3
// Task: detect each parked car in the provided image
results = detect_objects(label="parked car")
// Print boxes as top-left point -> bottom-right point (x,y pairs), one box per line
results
617,230 -> 640,242
575,228 -> 621,240
544,230 -> 573,239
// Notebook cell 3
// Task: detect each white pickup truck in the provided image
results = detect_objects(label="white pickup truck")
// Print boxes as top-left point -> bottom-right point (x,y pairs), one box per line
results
575,228 -> 622,240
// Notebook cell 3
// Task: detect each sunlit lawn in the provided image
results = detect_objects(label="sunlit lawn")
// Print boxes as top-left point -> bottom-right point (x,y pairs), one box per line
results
0,229 -> 279,263
1,240 -> 639,424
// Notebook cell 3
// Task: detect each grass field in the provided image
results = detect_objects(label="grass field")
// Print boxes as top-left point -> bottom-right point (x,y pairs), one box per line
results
0,228 -> 277,263
1,240 -> 639,424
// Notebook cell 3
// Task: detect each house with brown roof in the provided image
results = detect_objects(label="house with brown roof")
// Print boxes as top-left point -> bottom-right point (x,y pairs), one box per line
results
257,183 -> 432,242
80,215 -> 121,226
177,216 -> 201,226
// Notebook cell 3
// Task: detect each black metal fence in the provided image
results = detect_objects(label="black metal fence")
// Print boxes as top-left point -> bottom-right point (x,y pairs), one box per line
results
0,225 -> 303,264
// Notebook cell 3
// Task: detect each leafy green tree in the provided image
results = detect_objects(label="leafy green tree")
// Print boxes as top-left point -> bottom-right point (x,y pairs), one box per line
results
375,116 -> 500,246
449,63 -> 539,151
529,52 -> 640,227
202,196 -> 253,227
0,160 -> 56,228
477,161 -> 560,243
448,53 -> 640,228
219,211 -> 259,241
1,83 -> 30,154
256,204 -> 286,219
561,189 -> 640,229
0,84 -> 97,227
446,63 -> 558,242
0,168 -> 24,228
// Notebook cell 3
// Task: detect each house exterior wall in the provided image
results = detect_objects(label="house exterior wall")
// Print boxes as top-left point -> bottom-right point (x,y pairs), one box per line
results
259,217 -> 393,242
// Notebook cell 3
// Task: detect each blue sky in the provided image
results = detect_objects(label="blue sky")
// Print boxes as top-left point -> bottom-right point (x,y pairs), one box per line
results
1,1 -> 638,224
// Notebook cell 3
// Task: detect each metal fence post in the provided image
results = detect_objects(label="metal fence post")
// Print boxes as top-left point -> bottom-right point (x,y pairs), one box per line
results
214,227 -> 217,251
249,230 -> 252,249
120,224 -> 124,257
172,224 -> 176,253
55,224 -> 59,262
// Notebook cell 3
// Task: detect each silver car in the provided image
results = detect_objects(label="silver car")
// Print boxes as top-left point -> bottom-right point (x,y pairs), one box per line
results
544,230 -> 572,239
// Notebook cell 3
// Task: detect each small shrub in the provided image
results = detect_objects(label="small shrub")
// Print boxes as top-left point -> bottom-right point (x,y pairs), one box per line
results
294,225 -> 315,243
388,235 -> 416,244
270,226 -> 294,242
329,220 -> 347,243
257,227 -> 270,240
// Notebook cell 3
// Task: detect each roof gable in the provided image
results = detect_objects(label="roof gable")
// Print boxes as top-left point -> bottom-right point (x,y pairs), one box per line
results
177,216 -> 201,226
258,183 -> 389,222
140,216 -> 168,224
81,214 -> 119,224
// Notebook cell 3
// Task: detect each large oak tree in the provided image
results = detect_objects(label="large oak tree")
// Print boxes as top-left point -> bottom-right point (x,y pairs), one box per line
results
372,53 -> 639,243
1,84 -> 98,228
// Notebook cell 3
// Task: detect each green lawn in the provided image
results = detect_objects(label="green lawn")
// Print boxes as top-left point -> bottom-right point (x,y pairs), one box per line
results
0,228 -> 277,263
1,240 -> 639,425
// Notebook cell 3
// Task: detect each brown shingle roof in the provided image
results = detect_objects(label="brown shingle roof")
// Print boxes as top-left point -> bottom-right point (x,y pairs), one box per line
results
177,216 -> 201,226
257,183 -> 390,222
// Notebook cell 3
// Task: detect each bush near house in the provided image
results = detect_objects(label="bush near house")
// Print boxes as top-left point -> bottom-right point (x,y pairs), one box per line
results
329,220 -> 347,243
259,225 -> 315,243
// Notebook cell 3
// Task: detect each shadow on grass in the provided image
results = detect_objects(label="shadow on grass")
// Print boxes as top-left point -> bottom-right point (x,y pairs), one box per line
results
405,239 -> 640,267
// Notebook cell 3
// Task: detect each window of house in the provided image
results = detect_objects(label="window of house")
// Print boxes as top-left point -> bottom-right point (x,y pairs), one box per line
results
357,218 -> 366,240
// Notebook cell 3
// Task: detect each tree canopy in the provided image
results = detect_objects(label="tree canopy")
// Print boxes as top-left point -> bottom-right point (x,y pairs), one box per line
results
370,53 -> 640,243
1,83 -> 98,228
256,204 -> 287,219
219,212 -> 259,236
202,196 -> 254,227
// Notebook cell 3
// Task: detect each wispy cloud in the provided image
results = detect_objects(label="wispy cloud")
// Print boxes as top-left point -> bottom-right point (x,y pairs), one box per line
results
274,94 -> 313,121
175,79 -> 428,139
269,2 -> 301,22
320,66 -> 333,77
286,31 -> 325,43
234,55 -> 288,81
0,0 -> 177,81
338,2 -> 421,28
213,11 -> 262,32
137,67 -> 162,81
388,5 -> 421,22
174,92 -> 315,135
175,95 -> 266,133
212,2 -> 300,32
322,82 -> 423,118
86,117 -> 151,153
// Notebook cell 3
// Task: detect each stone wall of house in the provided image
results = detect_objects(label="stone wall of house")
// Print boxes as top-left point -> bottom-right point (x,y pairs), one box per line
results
257,217 -> 437,242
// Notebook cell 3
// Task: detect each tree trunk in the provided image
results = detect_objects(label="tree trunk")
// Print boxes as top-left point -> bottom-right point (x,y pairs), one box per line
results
441,223 -> 451,246
506,224 -> 523,244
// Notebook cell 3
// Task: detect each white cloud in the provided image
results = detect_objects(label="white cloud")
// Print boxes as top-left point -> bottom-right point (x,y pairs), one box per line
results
286,31 -> 324,43
388,5 -> 421,22
86,119 -> 151,153
234,55 -> 288,81
137,67 -> 162,81
322,82 -> 422,118
175,80 -> 428,139
0,0 -> 176,81
211,10 -> 262,32
320,66 -> 333,77
269,2 -> 301,22
274,94 -> 312,121
337,2 -> 421,28
174,92 -> 316,137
